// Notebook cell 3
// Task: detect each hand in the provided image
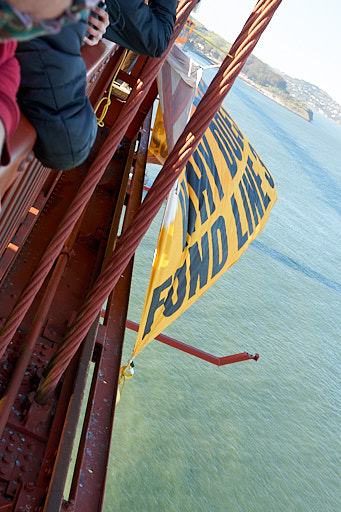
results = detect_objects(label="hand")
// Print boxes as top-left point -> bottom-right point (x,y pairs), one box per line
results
6,0 -> 72,20
83,6 -> 109,47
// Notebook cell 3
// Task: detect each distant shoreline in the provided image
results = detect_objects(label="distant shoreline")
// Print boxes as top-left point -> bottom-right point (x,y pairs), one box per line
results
184,45 -> 313,122
238,73 -> 313,122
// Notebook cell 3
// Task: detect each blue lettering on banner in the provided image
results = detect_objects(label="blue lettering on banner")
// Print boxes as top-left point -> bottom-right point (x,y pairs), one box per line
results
190,156 -> 216,222
231,193 -> 248,250
142,216 -> 229,337
215,108 -> 244,160
187,185 -> 197,237
209,108 -> 244,180
164,262 -> 187,317
231,156 -> 273,251
143,277 -> 172,337
196,134 -> 224,201
249,142 -> 275,190
186,160 -> 215,230
243,161 -> 264,227
210,120 -> 237,179
188,232 -> 209,298
178,184 -> 188,251
211,216 -> 228,278
185,135 -> 227,238
247,156 -> 271,209
239,180 -> 254,236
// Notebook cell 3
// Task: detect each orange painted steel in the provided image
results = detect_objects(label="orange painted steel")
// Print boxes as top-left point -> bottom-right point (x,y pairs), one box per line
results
0,214 -> 85,437
126,320 -> 259,366
37,0 -> 282,403
0,1 -> 196,362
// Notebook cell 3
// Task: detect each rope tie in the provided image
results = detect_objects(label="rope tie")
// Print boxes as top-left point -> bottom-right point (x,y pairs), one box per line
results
95,49 -> 129,127
116,360 -> 134,404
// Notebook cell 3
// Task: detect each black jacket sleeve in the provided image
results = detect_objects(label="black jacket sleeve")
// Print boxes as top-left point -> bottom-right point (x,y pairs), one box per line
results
105,0 -> 177,58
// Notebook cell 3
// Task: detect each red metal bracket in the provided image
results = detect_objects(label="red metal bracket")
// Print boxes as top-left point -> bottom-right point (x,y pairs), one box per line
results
125,320 -> 259,366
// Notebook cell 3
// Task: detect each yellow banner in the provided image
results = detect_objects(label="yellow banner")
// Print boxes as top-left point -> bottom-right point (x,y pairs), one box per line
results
133,83 -> 277,359
147,102 -> 168,165
148,44 -> 201,166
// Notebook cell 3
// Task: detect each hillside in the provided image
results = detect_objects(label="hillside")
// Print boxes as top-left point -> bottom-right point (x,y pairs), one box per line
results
185,18 -> 340,125
279,74 -> 341,124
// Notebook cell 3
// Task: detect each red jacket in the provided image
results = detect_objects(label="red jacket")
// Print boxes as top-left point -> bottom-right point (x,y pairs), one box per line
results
0,41 -> 20,165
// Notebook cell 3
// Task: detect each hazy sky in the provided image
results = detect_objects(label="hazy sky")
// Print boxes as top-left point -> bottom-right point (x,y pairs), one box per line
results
193,0 -> 341,105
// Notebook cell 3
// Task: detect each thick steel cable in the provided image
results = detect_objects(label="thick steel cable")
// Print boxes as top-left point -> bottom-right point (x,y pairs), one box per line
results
36,0 -> 282,403
0,0 -> 196,360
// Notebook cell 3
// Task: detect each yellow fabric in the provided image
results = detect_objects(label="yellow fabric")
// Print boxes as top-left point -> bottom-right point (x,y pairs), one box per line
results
133,101 -> 277,359
147,102 -> 169,164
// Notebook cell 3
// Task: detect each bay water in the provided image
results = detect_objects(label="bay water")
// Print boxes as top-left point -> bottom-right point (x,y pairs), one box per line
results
103,72 -> 341,511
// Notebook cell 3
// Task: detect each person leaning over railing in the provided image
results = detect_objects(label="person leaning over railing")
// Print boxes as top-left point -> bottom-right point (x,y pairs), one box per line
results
0,1 -> 103,168
0,1 -> 108,172
1,1 -> 177,173
0,0 -> 82,167
14,7 -> 109,171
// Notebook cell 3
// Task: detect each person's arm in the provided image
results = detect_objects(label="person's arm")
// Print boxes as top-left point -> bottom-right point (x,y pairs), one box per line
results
83,5 -> 109,46
105,0 -> 177,58
0,41 -> 20,166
